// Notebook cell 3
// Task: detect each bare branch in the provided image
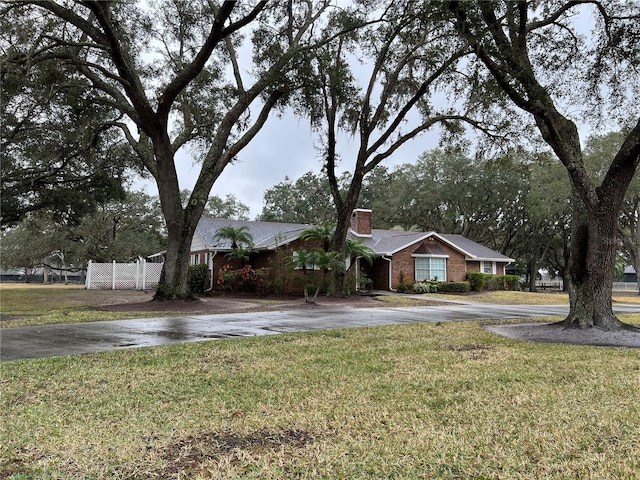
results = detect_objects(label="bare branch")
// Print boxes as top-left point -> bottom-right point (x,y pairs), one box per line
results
366,47 -> 469,156
225,37 -> 246,96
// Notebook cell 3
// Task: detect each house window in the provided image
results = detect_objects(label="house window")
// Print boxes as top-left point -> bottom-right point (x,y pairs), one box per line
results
415,257 -> 447,282
292,251 -> 320,270
482,261 -> 495,274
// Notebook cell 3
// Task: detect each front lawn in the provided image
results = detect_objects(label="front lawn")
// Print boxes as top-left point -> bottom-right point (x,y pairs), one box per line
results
0,284 -> 156,327
2,318 -> 639,479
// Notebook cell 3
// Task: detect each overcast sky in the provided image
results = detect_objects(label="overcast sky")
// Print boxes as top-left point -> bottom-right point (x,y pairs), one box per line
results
135,104 -> 442,220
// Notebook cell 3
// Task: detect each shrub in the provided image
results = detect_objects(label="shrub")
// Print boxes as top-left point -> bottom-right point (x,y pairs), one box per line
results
396,271 -> 410,293
216,264 -> 270,293
358,273 -> 373,293
490,274 -> 521,291
466,272 -> 521,292
411,281 -> 439,294
466,272 -> 486,291
485,275 -> 502,291
188,264 -> 209,294
504,275 -> 521,290
439,281 -> 471,293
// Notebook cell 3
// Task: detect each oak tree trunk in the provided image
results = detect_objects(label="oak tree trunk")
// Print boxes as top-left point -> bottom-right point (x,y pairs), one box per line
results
331,209 -> 350,297
528,256 -> 537,293
152,141 -> 204,300
563,198 -> 623,329
155,220 -> 198,300
330,182 -> 363,297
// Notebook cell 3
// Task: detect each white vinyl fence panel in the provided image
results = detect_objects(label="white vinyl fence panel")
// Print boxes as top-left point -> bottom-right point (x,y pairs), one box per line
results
613,282 -> 639,293
85,259 -> 163,290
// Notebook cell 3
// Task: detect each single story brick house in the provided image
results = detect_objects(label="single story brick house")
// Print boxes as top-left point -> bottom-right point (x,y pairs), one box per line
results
189,209 -> 514,292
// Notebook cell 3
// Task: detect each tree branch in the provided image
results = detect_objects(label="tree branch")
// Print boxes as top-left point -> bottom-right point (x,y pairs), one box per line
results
161,1 -> 267,113
80,1 -> 155,129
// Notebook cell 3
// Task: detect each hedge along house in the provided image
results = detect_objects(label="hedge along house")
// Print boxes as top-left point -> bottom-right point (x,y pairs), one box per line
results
189,209 -> 514,292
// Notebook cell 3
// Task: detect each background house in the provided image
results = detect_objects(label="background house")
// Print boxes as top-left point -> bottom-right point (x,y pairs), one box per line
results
623,266 -> 638,283
190,209 -> 514,292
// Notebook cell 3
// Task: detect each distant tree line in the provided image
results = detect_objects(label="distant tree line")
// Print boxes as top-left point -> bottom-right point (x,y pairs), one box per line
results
259,135 -> 640,294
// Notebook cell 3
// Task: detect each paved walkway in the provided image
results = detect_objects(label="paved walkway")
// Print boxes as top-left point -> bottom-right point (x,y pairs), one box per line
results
2,302 -> 640,361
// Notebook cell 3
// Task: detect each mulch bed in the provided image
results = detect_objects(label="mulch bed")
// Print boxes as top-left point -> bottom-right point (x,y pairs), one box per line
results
93,293 -> 392,315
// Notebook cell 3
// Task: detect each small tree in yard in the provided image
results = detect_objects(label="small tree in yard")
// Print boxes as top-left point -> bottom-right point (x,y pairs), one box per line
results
213,225 -> 255,268
288,249 -> 321,303
299,223 -> 334,254
345,238 -> 375,291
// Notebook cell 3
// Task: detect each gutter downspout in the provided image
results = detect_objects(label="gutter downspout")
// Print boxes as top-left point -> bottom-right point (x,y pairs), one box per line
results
382,255 -> 393,291
205,250 -> 217,292
354,257 -> 360,291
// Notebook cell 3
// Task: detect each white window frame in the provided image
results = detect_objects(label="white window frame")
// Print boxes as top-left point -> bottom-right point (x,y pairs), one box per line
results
413,255 -> 448,282
482,261 -> 496,274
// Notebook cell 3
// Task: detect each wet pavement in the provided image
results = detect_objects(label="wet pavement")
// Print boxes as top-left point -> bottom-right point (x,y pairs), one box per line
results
2,303 -> 640,361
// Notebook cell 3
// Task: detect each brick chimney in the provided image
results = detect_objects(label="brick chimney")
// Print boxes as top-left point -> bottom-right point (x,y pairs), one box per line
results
350,209 -> 372,236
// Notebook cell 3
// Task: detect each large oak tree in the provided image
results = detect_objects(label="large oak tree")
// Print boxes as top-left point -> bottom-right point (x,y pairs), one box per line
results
296,0 -> 498,295
447,0 -> 640,329
4,0 -> 361,299
1,10 -> 132,227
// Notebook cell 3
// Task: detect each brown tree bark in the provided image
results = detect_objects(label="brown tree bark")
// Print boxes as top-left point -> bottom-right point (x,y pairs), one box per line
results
564,200 -> 622,329
448,1 -> 640,330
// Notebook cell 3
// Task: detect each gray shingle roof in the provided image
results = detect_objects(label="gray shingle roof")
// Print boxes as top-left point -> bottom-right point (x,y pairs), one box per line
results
195,218 -> 312,250
357,229 -> 429,255
439,234 -> 514,261
195,217 -> 514,262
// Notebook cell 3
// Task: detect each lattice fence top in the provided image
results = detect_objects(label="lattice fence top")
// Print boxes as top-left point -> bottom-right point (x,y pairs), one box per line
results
85,260 -> 163,290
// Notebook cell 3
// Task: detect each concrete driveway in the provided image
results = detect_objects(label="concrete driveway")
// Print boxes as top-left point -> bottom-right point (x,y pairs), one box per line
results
2,302 -> 639,361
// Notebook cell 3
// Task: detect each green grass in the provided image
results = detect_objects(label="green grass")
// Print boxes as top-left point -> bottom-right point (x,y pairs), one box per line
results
2,317 -> 640,479
2,285 -> 639,478
0,284 -> 156,327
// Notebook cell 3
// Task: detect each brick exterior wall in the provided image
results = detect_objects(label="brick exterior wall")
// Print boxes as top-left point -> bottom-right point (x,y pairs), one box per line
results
350,209 -> 372,236
468,261 -> 510,275
192,233 -> 510,293
193,239 -> 325,294
368,236 -> 469,290
395,237 -> 467,286
467,261 -> 481,273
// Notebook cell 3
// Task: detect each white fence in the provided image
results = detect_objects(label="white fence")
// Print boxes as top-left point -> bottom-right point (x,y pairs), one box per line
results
85,259 -> 163,290
532,280 -> 638,293
613,282 -> 639,292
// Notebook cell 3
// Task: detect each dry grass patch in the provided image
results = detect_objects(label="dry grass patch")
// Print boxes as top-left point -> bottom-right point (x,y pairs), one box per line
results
375,295 -> 450,307
427,290 -> 569,305
431,290 -> 640,306
2,319 -> 639,479
0,286 -> 156,327
613,293 -> 640,304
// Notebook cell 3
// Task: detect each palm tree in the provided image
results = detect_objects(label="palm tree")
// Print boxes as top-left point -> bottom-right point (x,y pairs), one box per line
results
314,249 -> 344,294
299,224 -> 376,295
299,222 -> 334,252
213,225 -> 253,250
213,225 -> 255,266
345,239 -> 375,292
345,238 -> 375,271
287,249 -> 320,302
